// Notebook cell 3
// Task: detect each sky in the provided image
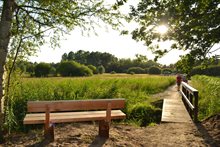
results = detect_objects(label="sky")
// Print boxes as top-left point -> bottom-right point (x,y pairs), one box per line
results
29,0 -> 187,65
28,0 -> 219,65
29,26 -> 186,65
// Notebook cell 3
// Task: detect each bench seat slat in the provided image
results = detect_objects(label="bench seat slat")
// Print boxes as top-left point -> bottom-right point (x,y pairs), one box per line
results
23,110 -> 126,124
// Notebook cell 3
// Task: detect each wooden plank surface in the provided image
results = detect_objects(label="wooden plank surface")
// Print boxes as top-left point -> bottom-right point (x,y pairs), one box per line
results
24,110 -> 126,124
161,92 -> 192,123
27,99 -> 125,112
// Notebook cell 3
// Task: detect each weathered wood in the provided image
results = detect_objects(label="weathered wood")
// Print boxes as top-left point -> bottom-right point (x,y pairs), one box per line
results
161,99 -> 192,123
44,105 -> 54,141
106,103 -> 111,123
24,110 -> 125,124
27,99 -> 125,112
24,99 -> 126,141
44,123 -> 54,142
181,82 -> 198,94
180,91 -> 195,110
99,120 -> 110,138
181,82 -> 199,122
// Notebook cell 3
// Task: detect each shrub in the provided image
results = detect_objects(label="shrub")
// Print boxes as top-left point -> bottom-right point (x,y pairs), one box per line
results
34,62 -> 51,77
162,68 -> 172,75
144,68 -> 149,74
128,103 -> 161,126
149,66 -> 161,75
191,65 -> 220,76
79,65 -> 93,76
58,61 -> 93,77
97,65 -> 105,74
110,71 -> 116,74
49,67 -> 56,76
87,65 -> 98,74
127,67 -> 145,74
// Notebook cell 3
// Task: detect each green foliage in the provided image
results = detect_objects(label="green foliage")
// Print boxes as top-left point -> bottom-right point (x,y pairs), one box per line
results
191,65 -> 220,77
130,0 -> 220,63
149,66 -> 161,75
87,65 -> 97,74
127,67 -> 145,74
162,68 -> 172,75
128,103 -> 161,126
97,65 -> 105,74
191,76 -> 220,120
110,71 -> 116,74
34,62 -> 51,77
58,61 -> 92,77
144,68 -> 149,74
8,74 -> 175,130
62,51 -> 161,73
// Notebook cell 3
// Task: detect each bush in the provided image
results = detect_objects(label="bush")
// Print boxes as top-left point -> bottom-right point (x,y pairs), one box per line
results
34,62 -> 51,77
110,71 -> 116,74
162,68 -> 172,75
97,65 -> 105,74
191,65 -> 220,76
128,103 -> 161,126
149,66 -> 161,75
58,61 -> 93,77
127,67 -> 145,74
87,65 -> 98,74
144,68 -> 149,74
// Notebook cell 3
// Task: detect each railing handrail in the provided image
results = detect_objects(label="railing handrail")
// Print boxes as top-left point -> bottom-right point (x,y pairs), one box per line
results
182,82 -> 198,93
180,82 -> 198,122
180,91 -> 195,110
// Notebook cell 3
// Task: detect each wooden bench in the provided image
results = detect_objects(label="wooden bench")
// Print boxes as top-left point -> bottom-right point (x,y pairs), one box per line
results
23,99 -> 126,141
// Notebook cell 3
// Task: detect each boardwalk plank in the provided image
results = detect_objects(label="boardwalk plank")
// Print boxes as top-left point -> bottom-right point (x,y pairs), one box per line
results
161,92 -> 192,123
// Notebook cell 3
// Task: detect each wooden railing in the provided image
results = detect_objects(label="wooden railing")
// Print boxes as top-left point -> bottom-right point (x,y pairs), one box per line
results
180,82 -> 198,122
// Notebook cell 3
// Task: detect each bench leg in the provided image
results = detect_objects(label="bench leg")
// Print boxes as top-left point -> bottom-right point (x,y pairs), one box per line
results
44,123 -> 54,142
99,120 -> 110,138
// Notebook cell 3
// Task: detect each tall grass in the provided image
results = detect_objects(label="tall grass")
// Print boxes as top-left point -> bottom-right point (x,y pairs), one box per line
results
8,74 -> 175,129
191,75 -> 220,120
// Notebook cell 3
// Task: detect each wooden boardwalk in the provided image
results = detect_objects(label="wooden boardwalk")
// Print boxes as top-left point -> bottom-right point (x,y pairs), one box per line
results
161,89 -> 192,123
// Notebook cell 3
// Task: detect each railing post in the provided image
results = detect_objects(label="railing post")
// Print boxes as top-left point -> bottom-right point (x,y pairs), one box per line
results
194,91 -> 198,122
189,93 -> 193,118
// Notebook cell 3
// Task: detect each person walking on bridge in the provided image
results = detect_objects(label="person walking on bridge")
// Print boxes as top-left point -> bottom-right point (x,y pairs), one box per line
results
176,73 -> 182,91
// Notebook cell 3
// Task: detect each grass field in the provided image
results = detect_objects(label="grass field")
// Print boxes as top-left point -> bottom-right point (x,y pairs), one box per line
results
191,75 -> 220,120
6,74 -> 175,130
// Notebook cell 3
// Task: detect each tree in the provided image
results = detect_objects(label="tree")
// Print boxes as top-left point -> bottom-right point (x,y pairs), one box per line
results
127,67 -> 145,74
58,61 -> 92,77
130,0 -> 220,63
0,0 -> 125,141
97,65 -> 105,74
34,62 -> 51,77
175,54 -> 195,76
149,66 -> 161,75
87,65 -> 97,74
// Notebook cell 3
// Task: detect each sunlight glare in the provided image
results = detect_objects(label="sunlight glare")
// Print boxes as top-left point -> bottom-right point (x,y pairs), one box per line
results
155,25 -> 168,35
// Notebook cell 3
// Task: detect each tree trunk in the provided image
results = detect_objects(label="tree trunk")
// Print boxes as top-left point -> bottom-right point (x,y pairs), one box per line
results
0,0 -> 15,143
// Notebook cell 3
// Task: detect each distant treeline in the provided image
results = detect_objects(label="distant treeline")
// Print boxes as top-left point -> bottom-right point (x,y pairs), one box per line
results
16,50 -> 176,77
191,65 -> 220,77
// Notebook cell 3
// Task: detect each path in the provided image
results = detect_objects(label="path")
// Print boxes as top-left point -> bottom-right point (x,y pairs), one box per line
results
161,85 -> 192,122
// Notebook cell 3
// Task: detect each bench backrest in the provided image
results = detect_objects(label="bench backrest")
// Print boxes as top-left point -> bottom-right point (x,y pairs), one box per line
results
27,98 -> 125,112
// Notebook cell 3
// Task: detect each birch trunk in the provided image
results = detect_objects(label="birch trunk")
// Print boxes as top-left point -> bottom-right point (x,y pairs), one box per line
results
0,0 -> 15,143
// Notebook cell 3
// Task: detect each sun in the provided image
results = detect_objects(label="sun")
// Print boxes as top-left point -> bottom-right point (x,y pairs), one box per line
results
155,25 -> 168,35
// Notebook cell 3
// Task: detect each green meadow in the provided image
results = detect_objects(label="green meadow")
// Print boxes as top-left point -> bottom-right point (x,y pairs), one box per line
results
7,74 -> 175,130
191,75 -> 220,120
